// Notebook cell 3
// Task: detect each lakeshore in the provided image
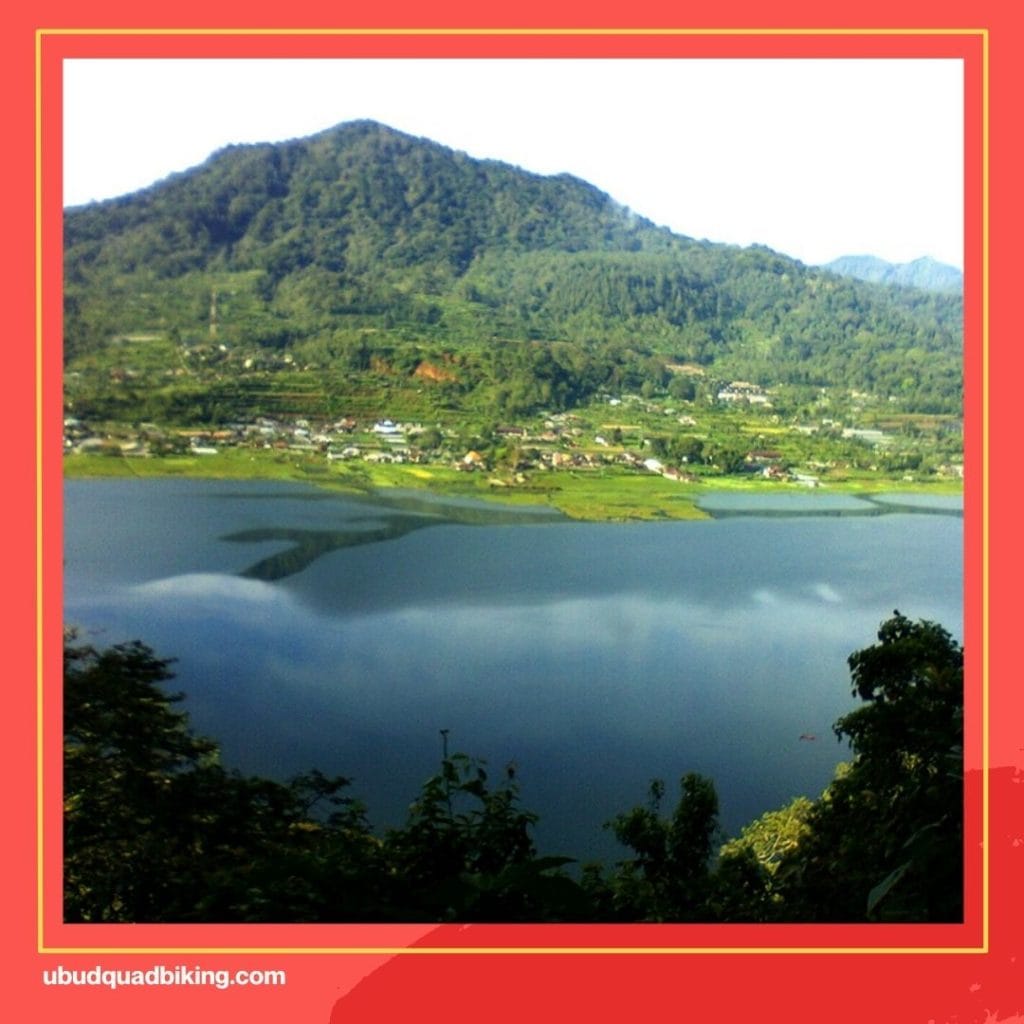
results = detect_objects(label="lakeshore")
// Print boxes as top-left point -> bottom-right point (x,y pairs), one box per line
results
63,444 -> 963,523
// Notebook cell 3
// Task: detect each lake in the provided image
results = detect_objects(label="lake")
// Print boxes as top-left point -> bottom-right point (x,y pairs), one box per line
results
62,478 -> 963,865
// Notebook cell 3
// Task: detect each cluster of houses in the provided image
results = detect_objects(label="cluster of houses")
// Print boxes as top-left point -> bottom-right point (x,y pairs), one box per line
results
64,395 -> 953,489
63,409 -> 809,487
64,409 -> 711,484
64,414 -> 422,461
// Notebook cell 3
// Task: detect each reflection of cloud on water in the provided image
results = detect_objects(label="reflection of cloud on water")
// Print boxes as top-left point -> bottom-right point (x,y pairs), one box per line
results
755,584 -> 840,607
71,572 -> 952,747
129,572 -> 281,604
65,573 -> 300,635
250,591 -> 872,748
65,539 -> 958,773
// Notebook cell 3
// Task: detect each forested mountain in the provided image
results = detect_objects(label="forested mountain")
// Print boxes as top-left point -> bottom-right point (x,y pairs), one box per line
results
823,254 -> 963,294
64,120 -> 963,415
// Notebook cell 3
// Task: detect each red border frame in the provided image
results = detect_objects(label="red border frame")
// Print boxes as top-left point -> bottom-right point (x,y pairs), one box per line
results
6,4 -> 1021,1022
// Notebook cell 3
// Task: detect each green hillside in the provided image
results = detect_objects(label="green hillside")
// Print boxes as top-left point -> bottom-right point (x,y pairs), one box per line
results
64,119 -> 963,420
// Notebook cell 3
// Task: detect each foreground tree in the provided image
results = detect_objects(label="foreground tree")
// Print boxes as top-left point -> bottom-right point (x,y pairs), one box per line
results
583,774 -> 721,922
588,611 -> 963,923
768,612 -> 964,921
63,633 -> 376,921
710,796 -> 815,921
63,632 -> 583,922
379,751 -> 589,922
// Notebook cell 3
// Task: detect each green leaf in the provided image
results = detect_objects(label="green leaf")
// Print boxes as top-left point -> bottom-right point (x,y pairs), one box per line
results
866,860 -> 912,916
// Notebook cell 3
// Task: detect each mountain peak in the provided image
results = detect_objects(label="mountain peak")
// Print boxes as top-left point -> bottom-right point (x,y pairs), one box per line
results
822,254 -> 962,293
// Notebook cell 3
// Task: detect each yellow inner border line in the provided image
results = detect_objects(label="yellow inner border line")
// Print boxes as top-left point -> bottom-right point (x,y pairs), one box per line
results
35,25 -> 48,955
36,28 -> 987,954
40,944 -> 990,956
38,27 -> 988,36
980,26 -> 991,955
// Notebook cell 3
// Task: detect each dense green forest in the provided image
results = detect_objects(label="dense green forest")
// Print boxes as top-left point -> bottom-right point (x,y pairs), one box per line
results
64,120 -> 963,420
64,613 -> 963,923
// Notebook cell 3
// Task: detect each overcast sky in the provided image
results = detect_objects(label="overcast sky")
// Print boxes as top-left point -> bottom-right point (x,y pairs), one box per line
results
63,58 -> 964,269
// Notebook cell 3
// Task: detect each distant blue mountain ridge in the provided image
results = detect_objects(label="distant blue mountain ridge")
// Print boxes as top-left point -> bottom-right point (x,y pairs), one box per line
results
822,254 -> 963,293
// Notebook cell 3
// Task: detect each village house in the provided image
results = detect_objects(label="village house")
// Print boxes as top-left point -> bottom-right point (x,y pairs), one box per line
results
326,446 -> 361,461
661,466 -> 697,483
744,450 -> 784,473
74,437 -> 118,454
792,472 -> 820,488
717,381 -> 771,405
841,427 -> 891,446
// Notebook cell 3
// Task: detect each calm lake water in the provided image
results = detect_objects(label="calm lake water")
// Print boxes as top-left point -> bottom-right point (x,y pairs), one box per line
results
62,478 -> 963,864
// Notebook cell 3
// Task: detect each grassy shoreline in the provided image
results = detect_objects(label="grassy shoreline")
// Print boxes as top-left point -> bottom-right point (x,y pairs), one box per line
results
63,449 -> 963,522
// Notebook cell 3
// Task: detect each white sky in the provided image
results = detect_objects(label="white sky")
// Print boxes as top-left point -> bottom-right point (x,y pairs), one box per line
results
63,58 -> 964,269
